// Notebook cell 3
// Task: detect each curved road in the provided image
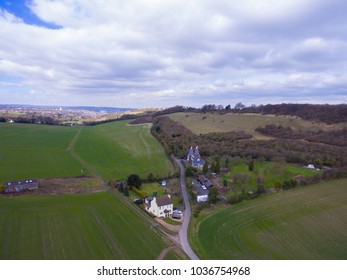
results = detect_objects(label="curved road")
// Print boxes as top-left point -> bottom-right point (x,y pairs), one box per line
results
173,157 -> 200,260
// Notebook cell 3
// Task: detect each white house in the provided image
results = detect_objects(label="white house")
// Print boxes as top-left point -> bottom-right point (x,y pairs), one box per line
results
145,195 -> 173,218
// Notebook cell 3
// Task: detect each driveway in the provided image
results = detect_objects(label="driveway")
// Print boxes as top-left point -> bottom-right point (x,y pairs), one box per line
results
173,157 -> 200,260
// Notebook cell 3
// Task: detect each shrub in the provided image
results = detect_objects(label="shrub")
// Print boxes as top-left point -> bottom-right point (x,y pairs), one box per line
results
228,195 -> 244,205
132,187 -> 148,198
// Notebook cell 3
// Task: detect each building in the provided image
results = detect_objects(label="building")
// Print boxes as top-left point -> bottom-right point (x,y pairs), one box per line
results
186,146 -> 205,170
145,195 -> 173,218
192,178 -> 209,202
4,179 -> 38,194
197,175 -> 213,188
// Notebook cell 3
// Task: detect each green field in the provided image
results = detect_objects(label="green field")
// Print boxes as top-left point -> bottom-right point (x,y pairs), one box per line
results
168,112 -> 344,139
74,121 -> 174,180
0,192 -> 168,259
0,121 -> 173,182
192,179 -> 347,259
0,123 -> 87,181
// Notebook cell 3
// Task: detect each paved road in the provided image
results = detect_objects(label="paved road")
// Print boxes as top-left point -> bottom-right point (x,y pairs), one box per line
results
174,157 -> 200,260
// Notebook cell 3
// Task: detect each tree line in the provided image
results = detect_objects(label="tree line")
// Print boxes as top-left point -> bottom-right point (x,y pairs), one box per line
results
151,116 -> 347,167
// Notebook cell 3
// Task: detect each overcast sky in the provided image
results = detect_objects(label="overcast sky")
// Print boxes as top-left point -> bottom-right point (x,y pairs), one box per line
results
1,0 -> 347,108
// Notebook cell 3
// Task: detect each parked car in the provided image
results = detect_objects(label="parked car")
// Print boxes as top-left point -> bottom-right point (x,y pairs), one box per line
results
172,213 -> 181,219
133,199 -> 143,204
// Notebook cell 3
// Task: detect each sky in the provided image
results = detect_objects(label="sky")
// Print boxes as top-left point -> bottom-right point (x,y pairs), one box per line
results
0,0 -> 347,108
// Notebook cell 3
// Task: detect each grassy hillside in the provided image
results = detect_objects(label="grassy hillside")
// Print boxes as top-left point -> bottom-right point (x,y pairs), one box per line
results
192,179 -> 347,259
0,123 -> 87,181
74,121 -> 174,180
0,192 -> 168,259
168,112 -> 344,139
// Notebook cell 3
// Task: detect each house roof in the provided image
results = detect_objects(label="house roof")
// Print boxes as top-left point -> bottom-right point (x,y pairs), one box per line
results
5,179 -> 38,187
194,146 -> 201,158
195,185 -> 209,196
192,158 -> 205,165
192,179 -> 202,187
156,196 -> 172,207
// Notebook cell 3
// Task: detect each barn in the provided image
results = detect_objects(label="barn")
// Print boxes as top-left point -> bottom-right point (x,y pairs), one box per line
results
4,179 -> 39,194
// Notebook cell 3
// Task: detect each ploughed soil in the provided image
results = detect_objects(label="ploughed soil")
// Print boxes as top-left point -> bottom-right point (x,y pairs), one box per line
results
2,176 -> 104,196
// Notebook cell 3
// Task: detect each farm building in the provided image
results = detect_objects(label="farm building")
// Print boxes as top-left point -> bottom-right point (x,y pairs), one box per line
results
4,179 -> 38,194
197,175 -> 213,188
192,179 -> 209,202
186,146 -> 205,170
144,195 -> 173,218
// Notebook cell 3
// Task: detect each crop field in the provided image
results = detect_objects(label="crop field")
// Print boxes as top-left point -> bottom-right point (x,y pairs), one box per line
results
74,120 -> 174,180
168,112 -> 343,139
0,123 -> 87,182
0,121 -> 173,182
193,179 -> 347,259
0,192 -> 168,259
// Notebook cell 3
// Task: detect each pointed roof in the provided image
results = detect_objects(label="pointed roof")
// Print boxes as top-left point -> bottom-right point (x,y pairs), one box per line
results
188,146 -> 194,158
194,146 -> 201,158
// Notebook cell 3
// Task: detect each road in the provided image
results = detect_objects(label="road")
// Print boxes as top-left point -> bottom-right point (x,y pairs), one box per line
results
173,157 -> 200,260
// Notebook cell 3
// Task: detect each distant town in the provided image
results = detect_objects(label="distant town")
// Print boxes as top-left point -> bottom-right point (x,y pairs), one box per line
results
0,104 -> 134,126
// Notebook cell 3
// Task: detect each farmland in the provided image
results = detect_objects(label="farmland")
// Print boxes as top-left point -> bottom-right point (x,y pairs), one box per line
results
0,123 -> 87,182
0,120 -> 174,182
0,192 -> 169,259
73,121 -> 174,180
0,120 -> 178,260
168,112 -> 345,139
192,178 -> 347,259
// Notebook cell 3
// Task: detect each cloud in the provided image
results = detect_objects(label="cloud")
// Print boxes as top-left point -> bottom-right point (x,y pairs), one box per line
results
0,0 -> 347,107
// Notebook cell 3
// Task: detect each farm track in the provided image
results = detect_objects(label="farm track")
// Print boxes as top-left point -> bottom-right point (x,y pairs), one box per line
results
66,127 -> 184,259
139,129 -> 152,159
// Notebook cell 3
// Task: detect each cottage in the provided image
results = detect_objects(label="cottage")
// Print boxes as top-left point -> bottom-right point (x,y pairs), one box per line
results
4,179 -> 38,194
145,195 -> 173,218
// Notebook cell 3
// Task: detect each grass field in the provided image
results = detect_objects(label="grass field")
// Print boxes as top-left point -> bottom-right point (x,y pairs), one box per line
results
168,112 -> 345,139
0,123 -> 87,182
73,121 -> 174,180
0,192 -> 169,259
192,178 -> 347,259
221,161 -> 320,191
0,121 -> 173,182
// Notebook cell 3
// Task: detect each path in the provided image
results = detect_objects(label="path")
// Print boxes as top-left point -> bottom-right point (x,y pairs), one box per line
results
66,128 -> 183,258
173,157 -> 200,260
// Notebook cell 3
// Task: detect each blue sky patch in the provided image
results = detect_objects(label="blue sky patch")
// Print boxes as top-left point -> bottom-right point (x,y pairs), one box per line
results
0,0 -> 61,29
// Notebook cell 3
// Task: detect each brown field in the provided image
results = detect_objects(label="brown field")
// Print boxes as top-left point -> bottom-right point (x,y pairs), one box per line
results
168,112 -> 347,139
1,177 -> 104,196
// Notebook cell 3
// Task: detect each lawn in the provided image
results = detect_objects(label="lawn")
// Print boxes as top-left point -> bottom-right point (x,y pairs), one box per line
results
73,121 -> 174,180
221,161 -> 320,192
0,123 -> 87,182
192,178 -> 347,259
168,112 -> 342,139
0,192 -> 168,259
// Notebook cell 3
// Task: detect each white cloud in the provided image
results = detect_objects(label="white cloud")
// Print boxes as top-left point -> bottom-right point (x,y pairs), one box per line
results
0,1 -> 347,107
